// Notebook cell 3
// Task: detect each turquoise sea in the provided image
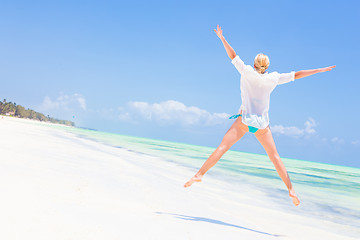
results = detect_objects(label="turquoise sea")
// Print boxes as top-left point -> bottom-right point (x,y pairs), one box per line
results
49,124 -> 360,236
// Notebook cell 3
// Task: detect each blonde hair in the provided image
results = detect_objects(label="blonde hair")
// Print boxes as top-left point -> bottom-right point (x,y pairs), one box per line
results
254,53 -> 270,74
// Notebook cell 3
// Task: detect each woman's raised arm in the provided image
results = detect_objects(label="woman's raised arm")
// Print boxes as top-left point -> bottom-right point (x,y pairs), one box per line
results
295,66 -> 336,79
214,25 -> 237,60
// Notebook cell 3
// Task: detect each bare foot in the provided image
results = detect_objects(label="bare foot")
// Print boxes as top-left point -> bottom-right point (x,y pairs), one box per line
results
289,189 -> 300,206
184,174 -> 203,188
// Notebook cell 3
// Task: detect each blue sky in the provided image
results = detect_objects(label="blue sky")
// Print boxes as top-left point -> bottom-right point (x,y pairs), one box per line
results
1,0 -> 359,167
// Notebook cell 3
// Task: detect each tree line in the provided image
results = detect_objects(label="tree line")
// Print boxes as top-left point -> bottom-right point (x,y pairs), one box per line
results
0,99 -> 75,126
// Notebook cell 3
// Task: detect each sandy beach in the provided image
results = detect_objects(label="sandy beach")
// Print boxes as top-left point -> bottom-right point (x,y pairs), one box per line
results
0,116 -> 357,240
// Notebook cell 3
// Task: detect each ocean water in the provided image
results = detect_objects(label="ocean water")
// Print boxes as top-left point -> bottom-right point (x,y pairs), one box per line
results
49,124 -> 360,236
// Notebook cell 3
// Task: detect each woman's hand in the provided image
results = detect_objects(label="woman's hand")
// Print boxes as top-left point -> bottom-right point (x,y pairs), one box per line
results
319,65 -> 336,72
214,25 -> 224,39
295,65 -> 336,79
214,25 -> 236,60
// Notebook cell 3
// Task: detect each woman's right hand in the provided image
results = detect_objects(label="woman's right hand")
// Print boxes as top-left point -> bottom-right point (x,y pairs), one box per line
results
214,25 -> 236,59
214,25 -> 224,39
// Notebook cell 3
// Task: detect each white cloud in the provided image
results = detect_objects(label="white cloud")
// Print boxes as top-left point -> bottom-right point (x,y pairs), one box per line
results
119,112 -> 131,121
304,117 -> 316,134
40,93 -> 87,111
331,137 -> 345,144
271,117 -> 317,137
77,96 -> 86,110
351,140 -> 360,145
119,100 -> 230,126
270,125 -> 304,137
271,120 -> 350,145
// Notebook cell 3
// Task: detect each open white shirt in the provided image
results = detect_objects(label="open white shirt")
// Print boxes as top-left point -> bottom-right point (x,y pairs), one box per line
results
231,55 -> 295,129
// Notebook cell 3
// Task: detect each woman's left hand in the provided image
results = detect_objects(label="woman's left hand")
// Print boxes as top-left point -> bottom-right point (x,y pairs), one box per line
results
320,65 -> 336,72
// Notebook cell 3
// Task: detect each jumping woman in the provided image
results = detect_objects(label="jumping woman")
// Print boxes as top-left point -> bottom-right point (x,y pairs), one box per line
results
184,25 -> 336,206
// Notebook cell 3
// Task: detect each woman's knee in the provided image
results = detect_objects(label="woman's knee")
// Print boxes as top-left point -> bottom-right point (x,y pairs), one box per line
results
218,144 -> 229,153
269,153 -> 281,163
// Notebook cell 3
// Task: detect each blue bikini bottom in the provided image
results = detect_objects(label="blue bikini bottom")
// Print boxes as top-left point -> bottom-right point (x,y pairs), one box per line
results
229,114 -> 259,133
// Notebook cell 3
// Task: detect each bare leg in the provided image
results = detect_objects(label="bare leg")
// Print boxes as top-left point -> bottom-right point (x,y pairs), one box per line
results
254,127 -> 300,206
184,117 -> 248,187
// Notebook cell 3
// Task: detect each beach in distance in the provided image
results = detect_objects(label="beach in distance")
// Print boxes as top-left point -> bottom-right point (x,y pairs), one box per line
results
0,116 -> 359,240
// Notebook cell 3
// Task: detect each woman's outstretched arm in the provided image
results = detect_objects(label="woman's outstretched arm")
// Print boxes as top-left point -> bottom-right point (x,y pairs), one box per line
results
295,66 -> 336,79
214,25 -> 236,60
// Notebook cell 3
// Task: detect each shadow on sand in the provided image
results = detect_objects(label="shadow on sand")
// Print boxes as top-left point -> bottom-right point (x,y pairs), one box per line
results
155,212 -> 285,237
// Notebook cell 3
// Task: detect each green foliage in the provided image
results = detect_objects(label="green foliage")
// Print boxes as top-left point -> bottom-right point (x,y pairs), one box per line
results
0,99 -> 75,127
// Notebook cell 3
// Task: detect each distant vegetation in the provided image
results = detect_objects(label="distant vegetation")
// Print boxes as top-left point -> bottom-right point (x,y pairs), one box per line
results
0,99 -> 75,126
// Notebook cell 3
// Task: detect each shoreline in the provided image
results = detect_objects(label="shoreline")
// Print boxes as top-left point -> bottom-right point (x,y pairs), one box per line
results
6,115 -> 356,170
0,114 -> 75,128
9,115 -> 356,170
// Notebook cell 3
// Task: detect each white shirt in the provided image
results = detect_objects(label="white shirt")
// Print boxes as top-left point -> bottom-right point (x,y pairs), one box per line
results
231,55 -> 295,129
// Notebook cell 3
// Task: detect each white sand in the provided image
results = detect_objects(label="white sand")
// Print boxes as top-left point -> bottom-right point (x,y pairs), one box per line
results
0,116 -> 356,240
